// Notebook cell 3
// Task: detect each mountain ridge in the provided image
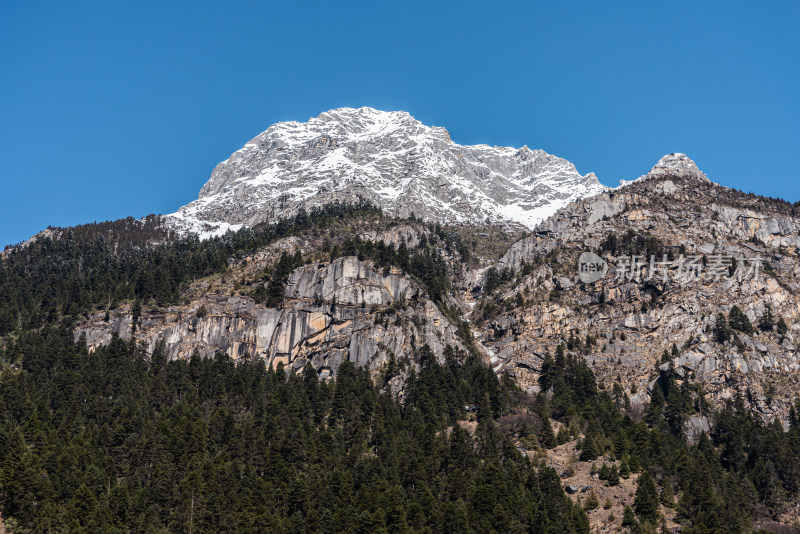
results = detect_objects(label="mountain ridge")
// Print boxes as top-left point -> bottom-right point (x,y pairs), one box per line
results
165,107 -> 608,237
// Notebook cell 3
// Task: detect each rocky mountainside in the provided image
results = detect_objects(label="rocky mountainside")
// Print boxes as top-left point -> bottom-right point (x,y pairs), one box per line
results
75,153 -> 800,428
477,154 -> 800,424
7,145 -> 800,531
74,214 -> 475,397
77,253 -> 467,395
165,107 -> 605,237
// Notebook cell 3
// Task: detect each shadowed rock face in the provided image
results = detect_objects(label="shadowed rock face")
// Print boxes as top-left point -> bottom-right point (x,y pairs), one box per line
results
165,107 -> 606,237
76,256 -> 467,384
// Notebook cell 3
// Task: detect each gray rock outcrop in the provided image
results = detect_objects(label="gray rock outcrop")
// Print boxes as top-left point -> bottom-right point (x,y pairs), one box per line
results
476,162 -> 800,424
76,256 -> 468,382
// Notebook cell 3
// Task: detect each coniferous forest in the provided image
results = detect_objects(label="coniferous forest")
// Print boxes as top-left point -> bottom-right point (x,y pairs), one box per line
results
3,326 -> 800,533
1,206 -> 800,533
1,328 -> 590,533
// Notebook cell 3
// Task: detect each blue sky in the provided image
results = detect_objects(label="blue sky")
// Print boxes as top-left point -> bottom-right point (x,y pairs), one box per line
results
1,1 -> 798,247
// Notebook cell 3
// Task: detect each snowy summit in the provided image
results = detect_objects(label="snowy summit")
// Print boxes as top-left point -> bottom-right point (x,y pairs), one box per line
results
166,107 -> 606,237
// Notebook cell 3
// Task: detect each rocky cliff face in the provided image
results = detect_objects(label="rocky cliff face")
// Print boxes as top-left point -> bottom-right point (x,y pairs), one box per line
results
165,107 -> 606,237
77,252 -> 468,389
475,155 -> 800,423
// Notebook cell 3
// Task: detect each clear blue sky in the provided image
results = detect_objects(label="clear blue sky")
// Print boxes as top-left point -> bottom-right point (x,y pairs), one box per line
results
1,1 -> 798,247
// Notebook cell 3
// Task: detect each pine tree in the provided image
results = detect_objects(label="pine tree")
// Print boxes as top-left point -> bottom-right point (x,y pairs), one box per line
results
607,465 -> 620,487
728,306 -> 754,334
634,471 -> 659,524
660,477 -> 675,508
539,352 -> 556,391
598,462 -> 611,480
758,304 -> 775,331
678,454 -> 718,527
584,490 -> 599,511
715,313 -> 731,343
539,417 -> 557,449
777,317 -> 789,337
131,297 -> 142,332
619,456 -> 631,479
0,428 -> 37,522
66,483 -> 100,531
621,505 -> 637,527
645,385 -> 665,425
579,434 -> 599,462
556,425 -> 571,445
612,382 -> 626,409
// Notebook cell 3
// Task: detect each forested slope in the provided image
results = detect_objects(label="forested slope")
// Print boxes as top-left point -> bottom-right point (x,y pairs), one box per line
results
2,205 -> 800,532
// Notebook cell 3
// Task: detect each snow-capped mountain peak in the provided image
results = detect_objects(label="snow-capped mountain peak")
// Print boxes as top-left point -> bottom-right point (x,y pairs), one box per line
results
166,107 -> 607,237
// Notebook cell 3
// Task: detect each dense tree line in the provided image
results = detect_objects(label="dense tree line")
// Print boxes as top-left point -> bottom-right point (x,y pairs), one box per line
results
0,202 -> 395,336
0,201 -> 473,338
2,326 -> 799,531
0,329 -> 588,533
3,216 -> 174,253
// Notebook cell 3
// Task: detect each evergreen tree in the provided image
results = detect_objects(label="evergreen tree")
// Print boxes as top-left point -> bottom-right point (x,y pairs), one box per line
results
607,465 -> 620,487
619,456 -> 631,479
579,434 -> 599,462
728,306 -> 754,334
539,417 -> 557,449
660,477 -> 675,508
777,317 -> 789,337
598,462 -> 611,480
758,304 -> 775,331
622,505 -> 637,527
715,313 -> 731,343
645,384 -> 665,425
634,471 -> 659,524
584,490 -> 599,511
